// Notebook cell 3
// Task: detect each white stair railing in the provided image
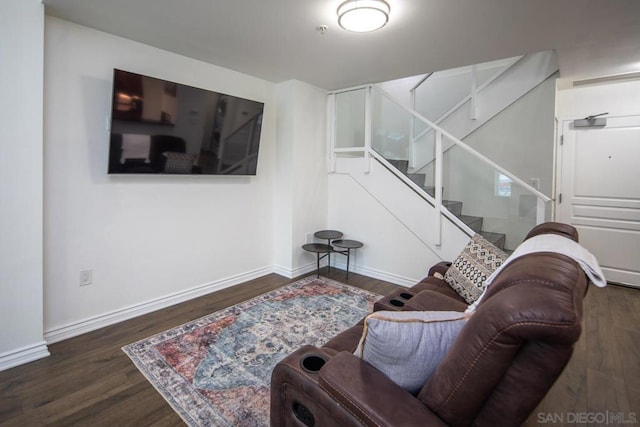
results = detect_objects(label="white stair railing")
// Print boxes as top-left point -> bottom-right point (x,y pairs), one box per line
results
329,83 -> 552,246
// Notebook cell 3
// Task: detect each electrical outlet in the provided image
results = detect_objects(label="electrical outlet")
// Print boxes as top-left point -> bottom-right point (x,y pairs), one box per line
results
80,269 -> 92,286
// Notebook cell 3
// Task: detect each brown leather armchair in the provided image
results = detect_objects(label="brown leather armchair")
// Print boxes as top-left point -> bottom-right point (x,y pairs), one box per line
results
270,222 -> 589,426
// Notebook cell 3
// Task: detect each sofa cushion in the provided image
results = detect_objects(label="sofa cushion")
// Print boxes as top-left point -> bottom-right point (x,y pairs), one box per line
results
444,234 -> 507,304
409,277 -> 467,303
404,291 -> 469,312
354,310 -> 468,394
323,324 -> 365,353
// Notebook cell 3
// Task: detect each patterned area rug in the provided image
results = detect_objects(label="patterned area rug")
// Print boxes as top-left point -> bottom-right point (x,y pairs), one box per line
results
122,276 -> 380,426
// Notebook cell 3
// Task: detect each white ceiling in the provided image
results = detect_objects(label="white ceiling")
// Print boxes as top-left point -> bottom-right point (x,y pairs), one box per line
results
43,0 -> 640,90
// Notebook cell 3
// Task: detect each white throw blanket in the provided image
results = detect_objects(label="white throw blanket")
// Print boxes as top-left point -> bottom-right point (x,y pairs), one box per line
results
466,234 -> 606,313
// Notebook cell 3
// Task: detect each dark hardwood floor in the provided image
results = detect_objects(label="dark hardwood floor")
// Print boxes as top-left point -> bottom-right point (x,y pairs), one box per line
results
0,269 -> 397,426
524,283 -> 640,426
0,270 -> 637,426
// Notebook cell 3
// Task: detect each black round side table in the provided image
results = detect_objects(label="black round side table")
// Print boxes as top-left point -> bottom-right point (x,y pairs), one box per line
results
313,230 -> 343,274
302,243 -> 333,278
314,230 -> 343,244
332,239 -> 363,280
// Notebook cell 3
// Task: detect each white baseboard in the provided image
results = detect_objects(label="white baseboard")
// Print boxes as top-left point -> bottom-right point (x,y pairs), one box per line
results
276,259 -> 417,287
293,262 -> 320,278
3,263 -> 418,372
0,341 -> 50,372
271,265 -> 292,278
44,265 -> 274,344
43,261 -> 416,346
272,261 -> 322,279
331,260 -> 416,287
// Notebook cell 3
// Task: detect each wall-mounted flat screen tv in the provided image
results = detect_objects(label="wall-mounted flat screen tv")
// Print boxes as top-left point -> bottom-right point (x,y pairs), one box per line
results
108,69 -> 264,175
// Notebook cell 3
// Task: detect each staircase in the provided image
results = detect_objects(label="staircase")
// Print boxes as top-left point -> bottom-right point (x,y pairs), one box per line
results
387,159 -> 506,250
329,51 -> 556,254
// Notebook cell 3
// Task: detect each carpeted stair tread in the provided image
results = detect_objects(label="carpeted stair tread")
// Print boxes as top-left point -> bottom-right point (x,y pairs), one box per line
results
442,200 -> 463,217
387,159 -> 409,174
407,173 -> 426,187
423,186 -> 435,197
382,157 -> 508,250
479,230 -> 506,250
460,215 -> 483,233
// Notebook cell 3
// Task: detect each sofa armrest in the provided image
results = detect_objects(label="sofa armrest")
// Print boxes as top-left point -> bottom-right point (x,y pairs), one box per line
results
318,352 -> 447,427
428,261 -> 452,278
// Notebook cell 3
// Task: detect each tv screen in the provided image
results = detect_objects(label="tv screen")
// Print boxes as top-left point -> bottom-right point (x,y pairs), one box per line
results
108,69 -> 264,175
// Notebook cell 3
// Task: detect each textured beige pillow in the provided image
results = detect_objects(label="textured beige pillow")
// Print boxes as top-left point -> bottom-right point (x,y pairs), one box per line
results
444,234 -> 507,304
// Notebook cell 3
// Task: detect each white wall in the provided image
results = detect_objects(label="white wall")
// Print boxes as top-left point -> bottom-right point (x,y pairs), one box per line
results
0,0 -> 49,369
556,79 -> 640,119
274,84 -> 295,271
378,74 -> 424,108
274,80 -> 328,276
329,158 -> 470,286
43,17 -> 278,341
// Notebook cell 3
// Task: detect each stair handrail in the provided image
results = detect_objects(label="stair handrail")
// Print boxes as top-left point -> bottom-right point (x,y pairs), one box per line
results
373,84 -> 551,203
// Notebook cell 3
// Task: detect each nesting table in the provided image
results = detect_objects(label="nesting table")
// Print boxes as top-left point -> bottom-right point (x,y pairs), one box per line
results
302,230 -> 363,280
331,239 -> 364,279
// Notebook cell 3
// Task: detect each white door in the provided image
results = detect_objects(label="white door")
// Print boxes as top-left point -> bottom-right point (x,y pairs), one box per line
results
557,116 -> 640,288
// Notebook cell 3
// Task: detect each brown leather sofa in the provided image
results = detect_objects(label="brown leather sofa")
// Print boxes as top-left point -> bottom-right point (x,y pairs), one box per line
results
270,222 -> 588,426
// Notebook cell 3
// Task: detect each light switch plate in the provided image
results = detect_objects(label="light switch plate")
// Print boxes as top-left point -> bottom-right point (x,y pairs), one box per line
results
80,269 -> 92,286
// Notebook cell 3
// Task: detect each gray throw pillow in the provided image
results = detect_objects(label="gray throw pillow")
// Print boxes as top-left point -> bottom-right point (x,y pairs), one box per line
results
444,234 -> 507,304
354,310 -> 469,394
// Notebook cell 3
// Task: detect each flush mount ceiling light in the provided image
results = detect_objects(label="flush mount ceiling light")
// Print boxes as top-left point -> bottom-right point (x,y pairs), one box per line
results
337,0 -> 390,33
